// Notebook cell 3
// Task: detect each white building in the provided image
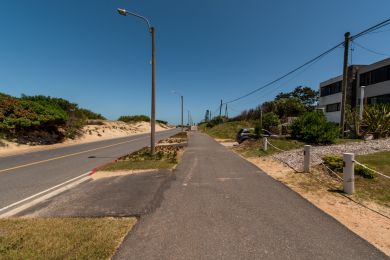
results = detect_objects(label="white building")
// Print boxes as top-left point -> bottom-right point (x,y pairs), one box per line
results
319,58 -> 390,123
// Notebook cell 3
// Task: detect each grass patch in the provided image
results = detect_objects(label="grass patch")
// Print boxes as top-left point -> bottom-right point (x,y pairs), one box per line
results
334,138 -> 363,144
170,132 -> 187,139
354,151 -> 390,206
202,121 -> 255,140
0,217 -> 136,259
234,137 -> 305,158
100,145 -> 182,171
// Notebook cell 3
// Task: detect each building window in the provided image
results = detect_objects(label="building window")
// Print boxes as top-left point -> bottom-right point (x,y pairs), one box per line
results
326,103 -> 341,112
367,94 -> 390,105
360,64 -> 390,86
320,81 -> 342,97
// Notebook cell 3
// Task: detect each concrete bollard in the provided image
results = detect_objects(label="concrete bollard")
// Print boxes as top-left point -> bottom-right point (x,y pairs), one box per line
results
343,153 -> 355,195
263,137 -> 268,151
303,145 -> 311,173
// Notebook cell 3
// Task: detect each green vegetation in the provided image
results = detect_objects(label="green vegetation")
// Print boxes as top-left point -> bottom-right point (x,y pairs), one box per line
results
262,112 -> 280,131
234,137 -> 304,158
200,120 -> 255,140
156,119 -> 168,125
321,151 -> 390,206
361,104 -> 390,138
118,115 -> 150,123
290,111 -> 339,144
0,93 -> 105,143
0,217 -> 136,259
322,155 -> 375,179
101,133 -> 186,171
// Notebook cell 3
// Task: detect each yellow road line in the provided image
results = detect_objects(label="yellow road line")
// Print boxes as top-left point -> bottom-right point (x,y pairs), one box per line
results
0,137 -> 146,174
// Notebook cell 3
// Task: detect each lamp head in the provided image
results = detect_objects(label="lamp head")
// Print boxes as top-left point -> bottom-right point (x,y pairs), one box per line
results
117,8 -> 127,16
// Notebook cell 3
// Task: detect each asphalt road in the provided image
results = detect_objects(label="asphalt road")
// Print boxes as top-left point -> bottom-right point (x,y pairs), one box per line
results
0,129 -> 178,209
114,132 -> 387,259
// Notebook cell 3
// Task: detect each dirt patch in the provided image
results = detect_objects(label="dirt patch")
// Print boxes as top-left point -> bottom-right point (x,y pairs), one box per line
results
91,169 -> 158,180
247,156 -> 390,256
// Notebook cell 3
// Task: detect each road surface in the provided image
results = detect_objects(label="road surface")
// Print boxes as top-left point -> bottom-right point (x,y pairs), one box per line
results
0,129 -> 178,210
114,132 -> 386,259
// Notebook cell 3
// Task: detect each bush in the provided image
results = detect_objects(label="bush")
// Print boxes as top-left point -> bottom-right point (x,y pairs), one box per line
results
322,155 -> 375,179
118,115 -> 150,123
262,112 -> 280,131
361,104 -> 390,138
290,111 -> 339,144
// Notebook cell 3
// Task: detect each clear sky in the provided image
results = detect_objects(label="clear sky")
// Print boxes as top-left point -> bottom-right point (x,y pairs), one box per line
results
1,0 -> 390,124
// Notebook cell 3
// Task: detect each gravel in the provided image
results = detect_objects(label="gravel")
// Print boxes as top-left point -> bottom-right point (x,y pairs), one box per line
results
271,138 -> 390,171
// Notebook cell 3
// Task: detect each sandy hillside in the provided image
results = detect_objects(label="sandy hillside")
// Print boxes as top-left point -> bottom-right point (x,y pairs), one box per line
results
0,121 -> 172,157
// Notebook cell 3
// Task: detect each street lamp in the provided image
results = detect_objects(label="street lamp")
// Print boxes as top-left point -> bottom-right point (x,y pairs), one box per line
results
117,8 -> 156,154
172,91 -> 184,132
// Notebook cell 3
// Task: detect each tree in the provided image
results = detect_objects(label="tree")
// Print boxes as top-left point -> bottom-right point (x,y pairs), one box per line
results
275,98 -> 306,119
275,86 -> 319,110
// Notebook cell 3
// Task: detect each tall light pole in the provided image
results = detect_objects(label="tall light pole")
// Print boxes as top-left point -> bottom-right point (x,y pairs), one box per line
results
117,8 -> 156,154
172,91 -> 184,132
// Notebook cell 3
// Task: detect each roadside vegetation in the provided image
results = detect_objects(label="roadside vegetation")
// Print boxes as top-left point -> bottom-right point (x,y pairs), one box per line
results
118,115 -> 168,126
0,93 -> 105,144
0,217 -> 136,259
100,132 -> 188,171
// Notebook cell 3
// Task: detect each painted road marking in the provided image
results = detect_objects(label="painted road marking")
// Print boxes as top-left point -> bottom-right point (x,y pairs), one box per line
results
183,157 -> 198,186
0,136 -> 147,174
0,175 -> 91,217
0,171 -> 92,214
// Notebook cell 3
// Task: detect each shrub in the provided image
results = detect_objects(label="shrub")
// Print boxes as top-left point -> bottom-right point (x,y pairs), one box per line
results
118,115 -> 150,123
322,155 -> 375,179
361,104 -> 390,138
262,112 -> 280,131
290,111 -> 339,144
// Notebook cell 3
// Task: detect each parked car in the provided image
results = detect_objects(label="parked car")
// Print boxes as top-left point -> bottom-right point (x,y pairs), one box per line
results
236,128 -> 276,144
236,128 -> 258,144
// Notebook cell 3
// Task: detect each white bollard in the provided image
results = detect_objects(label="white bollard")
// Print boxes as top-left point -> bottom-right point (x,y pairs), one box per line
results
304,145 -> 311,173
343,153 -> 355,195
263,137 -> 268,151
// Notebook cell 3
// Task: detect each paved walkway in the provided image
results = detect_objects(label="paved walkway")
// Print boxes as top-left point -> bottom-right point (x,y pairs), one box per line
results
115,132 -> 387,259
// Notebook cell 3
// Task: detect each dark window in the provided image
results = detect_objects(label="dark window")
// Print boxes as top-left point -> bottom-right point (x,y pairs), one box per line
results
360,64 -> 390,86
367,94 -> 390,105
326,103 -> 341,112
320,81 -> 342,97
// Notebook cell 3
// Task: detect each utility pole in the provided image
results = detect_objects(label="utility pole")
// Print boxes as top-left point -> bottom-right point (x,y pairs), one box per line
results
219,99 -> 223,118
260,109 -> 263,130
340,32 -> 350,138
187,110 -> 190,126
224,104 -> 228,118
181,95 -> 184,132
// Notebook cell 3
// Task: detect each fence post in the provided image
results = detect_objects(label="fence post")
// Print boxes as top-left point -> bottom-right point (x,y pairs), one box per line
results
343,153 -> 355,195
304,145 -> 311,173
263,137 -> 268,151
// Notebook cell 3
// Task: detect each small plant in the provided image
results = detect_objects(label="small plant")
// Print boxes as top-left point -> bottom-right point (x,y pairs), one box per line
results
290,111 -> 339,144
322,155 -> 375,179
361,104 -> 390,138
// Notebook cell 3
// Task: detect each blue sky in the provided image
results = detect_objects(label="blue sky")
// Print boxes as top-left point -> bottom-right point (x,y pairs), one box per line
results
1,0 -> 390,124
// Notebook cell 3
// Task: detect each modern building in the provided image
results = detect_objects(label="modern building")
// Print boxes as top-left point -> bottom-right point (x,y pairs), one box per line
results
318,58 -> 390,123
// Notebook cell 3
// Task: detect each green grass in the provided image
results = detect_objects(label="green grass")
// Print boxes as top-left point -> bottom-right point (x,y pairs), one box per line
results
0,217 -> 136,259
234,137 -> 305,158
202,121 -> 255,140
334,138 -> 363,144
100,146 -> 181,171
353,151 -> 390,206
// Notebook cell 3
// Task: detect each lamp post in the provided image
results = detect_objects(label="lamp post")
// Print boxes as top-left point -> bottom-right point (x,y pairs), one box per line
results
172,91 -> 184,132
359,86 -> 366,120
117,8 -> 156,154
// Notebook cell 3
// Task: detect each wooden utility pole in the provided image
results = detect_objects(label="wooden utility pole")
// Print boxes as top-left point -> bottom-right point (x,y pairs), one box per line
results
224,104 -> 228,118
340,32 -> 350,138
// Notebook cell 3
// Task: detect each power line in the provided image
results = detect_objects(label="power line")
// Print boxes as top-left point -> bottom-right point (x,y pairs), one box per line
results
353,40 -> 390,57
223,17 -> 390,105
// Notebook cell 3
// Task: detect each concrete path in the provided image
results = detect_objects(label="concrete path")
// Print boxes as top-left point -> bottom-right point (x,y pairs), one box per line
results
115,132 -> 387,259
